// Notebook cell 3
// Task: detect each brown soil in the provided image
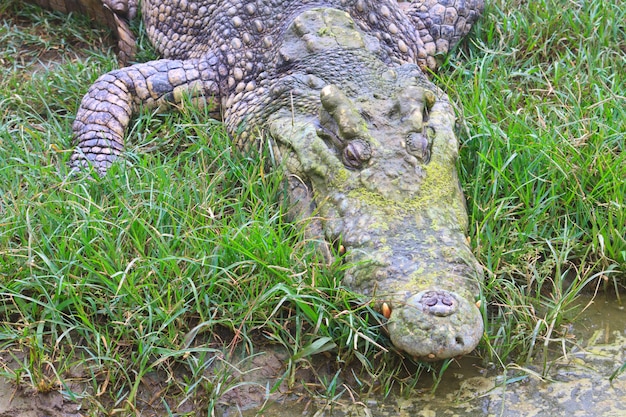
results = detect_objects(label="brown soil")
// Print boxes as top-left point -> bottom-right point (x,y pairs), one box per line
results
0,343 -> 340,416
0,378 -> 81,417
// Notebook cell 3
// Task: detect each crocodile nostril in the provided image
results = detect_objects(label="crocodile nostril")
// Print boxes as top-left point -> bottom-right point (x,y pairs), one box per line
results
418,290 -> 458,317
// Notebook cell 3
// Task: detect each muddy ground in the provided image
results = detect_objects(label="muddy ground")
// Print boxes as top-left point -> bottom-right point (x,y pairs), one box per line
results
1,296 -> 624,416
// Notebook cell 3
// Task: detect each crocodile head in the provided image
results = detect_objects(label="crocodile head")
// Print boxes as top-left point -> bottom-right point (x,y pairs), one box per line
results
267,62 -> 483,361
248,7 -> 485,361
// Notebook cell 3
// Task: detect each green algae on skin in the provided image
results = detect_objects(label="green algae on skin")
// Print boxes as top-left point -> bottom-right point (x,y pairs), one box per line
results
345,161 -> 467,224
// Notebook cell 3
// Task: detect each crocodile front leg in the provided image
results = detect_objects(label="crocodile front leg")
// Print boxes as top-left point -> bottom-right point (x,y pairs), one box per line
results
70,55 -> 223,175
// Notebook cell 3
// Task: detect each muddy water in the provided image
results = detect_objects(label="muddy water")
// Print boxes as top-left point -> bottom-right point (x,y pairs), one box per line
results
244,295 -> 626,417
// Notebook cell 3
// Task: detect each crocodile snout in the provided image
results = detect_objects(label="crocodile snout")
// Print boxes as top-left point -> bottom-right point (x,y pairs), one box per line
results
387,288 -> 483,360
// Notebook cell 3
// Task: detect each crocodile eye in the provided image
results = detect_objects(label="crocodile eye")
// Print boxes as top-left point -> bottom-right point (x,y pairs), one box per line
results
343,139 -> 371,169
406,132 -> 431,163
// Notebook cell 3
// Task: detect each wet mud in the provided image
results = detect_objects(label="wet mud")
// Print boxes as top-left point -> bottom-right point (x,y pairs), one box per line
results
243,295 -> 626,417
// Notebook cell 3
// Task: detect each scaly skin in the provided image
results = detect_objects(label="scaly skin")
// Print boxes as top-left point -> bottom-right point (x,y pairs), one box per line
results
64,0 -> 485,360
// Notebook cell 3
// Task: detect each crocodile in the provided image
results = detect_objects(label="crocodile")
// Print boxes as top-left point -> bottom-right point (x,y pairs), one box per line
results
50,0 -> 486,360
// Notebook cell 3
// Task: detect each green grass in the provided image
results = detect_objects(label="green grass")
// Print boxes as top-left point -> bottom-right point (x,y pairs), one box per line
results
445,0 -> 626,366
1,0 -> 625,414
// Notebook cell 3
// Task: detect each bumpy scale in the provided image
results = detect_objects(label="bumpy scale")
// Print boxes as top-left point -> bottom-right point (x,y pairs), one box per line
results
65,0 -> 485,360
